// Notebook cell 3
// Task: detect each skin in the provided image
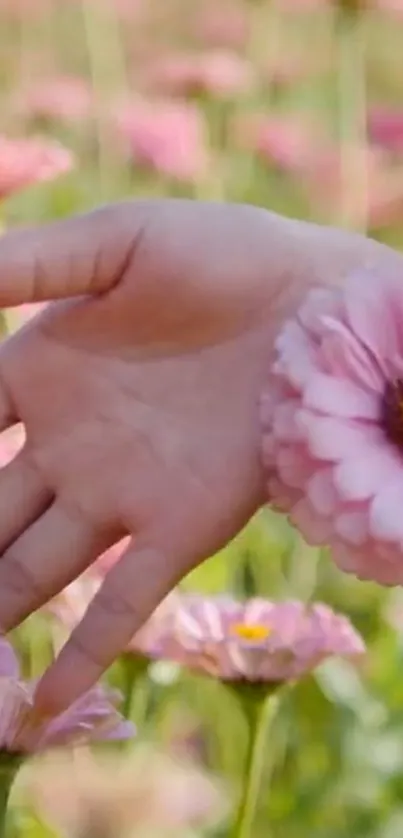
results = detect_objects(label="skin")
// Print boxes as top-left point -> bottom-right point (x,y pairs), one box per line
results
0,198 -> 401,717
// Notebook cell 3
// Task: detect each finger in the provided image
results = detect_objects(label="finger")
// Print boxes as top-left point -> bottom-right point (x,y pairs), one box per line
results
0,201 -> 151,306
34,538 -> 184,716
0,501 -> 111,632
0,449 -> 53,553
0,367 -> 17,432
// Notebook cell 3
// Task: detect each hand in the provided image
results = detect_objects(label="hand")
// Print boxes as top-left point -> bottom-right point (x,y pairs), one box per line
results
0,199 -> 400,715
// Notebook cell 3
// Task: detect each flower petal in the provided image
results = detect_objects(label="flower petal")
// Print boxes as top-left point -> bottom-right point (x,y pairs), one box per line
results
303,373 -> 379,419
276,444 -> 315,488
334,445 -> 402,501
345,270 -> 398,363
0,639 -> 20,679
321,321 -> 383,391
306,468 -> 339,515
290,499 -> 331,545
297,412 -> 381,461
370,479 -> 403,541
335,511 -> 368,545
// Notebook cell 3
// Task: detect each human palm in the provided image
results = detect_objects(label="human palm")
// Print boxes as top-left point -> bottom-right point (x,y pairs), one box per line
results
0,198 -> 399,713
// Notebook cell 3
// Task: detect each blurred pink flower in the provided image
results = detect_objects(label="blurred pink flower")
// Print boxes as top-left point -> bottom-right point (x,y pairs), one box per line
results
28,746 -> 227,838
303,144 -> 403,228
147,51 -> 255,98
159,595 -> 364,681
114,99 -> 209,181
234,114 -> 318,172
0,136 -> 74,200
0,0 -> 52,19
376,0 -> 403,15
261,269 -> 403,585
368,106 -> 403,153
47,574 -> 101,632
19,76 -> 93,124
0,638 -> 133,753
195,4 -> 248,48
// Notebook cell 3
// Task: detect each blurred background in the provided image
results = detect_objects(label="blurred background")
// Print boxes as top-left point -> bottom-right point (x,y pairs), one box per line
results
3,1 -> 403,837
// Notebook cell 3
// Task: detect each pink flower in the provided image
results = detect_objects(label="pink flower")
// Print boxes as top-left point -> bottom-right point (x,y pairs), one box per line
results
0,136 -> 74,200
0,638 -> 133,753
114,100 -> 208,181
28,746 -> 227,838
302,144 -> 403,228
19,76 -> 92,124
47,574 -> 101,632
261,269 -> 403,585
158,595 -> 364,682
147,51 -> 254,98
195,4 -> 247,49
0,0 -> 51,19
376,0 -> 403,15
235,114 -> 318,173
368,106 -> 403,153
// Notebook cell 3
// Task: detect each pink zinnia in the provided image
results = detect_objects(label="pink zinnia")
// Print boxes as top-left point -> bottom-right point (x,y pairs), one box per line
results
159,595 -> 364,682
147,51 -> 254,99
20,76 -> 92,124
195,4 -> 247,49
29,747 -> 227,838
235,114 -> 317,173
261,270 -> 403,584
114,100 -> 208,181
302,143 -> 403,229
368,106 -> 403,154
0,638 -> 133,753
0,136 -> 74,200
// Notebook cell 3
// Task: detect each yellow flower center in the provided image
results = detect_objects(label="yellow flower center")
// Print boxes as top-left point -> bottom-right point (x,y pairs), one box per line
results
230,623 -> 271,642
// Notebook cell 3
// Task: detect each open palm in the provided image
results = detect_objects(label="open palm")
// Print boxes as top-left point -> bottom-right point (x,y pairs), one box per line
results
0,198 -> 399,713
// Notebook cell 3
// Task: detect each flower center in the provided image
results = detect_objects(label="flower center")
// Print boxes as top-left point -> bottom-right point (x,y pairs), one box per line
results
230,622 -> 271,643
382,379 -> 403,448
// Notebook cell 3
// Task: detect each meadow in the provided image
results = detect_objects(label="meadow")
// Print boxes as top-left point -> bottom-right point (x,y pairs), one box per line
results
1,1 -> 403,837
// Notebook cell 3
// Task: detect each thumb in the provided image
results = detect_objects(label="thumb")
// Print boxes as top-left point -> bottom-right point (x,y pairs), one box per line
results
0,201 -> 151,306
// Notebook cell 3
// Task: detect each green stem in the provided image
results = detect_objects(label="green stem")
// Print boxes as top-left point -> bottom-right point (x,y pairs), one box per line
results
335,5 -> 368,232
231,692 -> 280,838
0,784 -> 11,838
80,0 -> 129,202
0,758 -> 23,838
121,654 -> 149,725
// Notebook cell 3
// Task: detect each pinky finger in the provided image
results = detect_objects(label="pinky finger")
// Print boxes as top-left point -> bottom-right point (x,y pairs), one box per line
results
34,539 -> 183,716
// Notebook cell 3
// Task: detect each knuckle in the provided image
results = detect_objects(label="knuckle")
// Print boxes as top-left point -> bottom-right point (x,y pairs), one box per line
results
1,552 -> 42,597
67,631 -> 110,670
0,553 -> 44,627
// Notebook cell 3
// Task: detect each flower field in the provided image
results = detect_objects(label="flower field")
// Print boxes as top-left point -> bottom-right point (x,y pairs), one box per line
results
1,2 -> 403,837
